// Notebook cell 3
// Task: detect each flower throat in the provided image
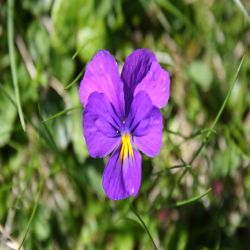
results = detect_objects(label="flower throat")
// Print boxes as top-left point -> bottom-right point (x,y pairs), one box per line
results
120,134 -> 133,160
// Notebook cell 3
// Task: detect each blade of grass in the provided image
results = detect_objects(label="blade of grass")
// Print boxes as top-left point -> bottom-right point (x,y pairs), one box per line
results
0,83 -> 17,109
166,128 -> 216,139
152,163 -> 191,176
42,105 -> 81,123
166,129 -> 186,138
72,37 -> 100,59
155,0 -> 198,36
17,102 -> 83,248
140,0 -> 170,32
165,128 -> 216,157
166,56 -> 244,200
170,188 -> 211,208
37,104 -> 84,188
7,0 -> 26,131
233,0 -> 250,23
130,205 -> 158,250
187,128 -> 216,140
18,179 -> 44,250
37,104 -> 61,156
64,71 -> 83,90
189,56 -> 245,166
177,56 -> 245,186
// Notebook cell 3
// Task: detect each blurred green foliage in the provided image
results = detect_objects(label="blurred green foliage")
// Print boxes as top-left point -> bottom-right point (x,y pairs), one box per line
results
0,0 -> 250,249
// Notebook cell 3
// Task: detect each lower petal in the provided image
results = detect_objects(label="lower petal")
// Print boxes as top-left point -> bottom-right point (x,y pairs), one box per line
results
102,147 -> 142,200
102,148 -> 129,200
122,148 -> 142,197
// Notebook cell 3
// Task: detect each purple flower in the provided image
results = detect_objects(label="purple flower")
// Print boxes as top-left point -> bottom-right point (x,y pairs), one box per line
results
79,48 -> 170,200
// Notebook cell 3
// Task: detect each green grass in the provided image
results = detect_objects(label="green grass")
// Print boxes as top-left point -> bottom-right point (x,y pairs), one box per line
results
7,0 -> 26,131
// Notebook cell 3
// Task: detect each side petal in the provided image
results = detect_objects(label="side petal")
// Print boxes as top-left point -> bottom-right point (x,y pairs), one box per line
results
133,107 -> 163,157
134,63 -> 170,109
79,50 -> 125,117
121,48 -> 170,114
126,91 -> 153,137
83,92 -> 121,158
102,147 -> 129,200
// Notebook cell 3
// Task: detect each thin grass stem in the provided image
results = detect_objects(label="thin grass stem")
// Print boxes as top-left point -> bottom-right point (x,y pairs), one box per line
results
233,0 -> 250,23
64,71 -> 83,90
7,0 -> 26,131
18,179 -> 44,250
190,56 -> 244,166
130,205 -> 158,250
42,105 -> 81,123
170,188 -> 211,208
178,56 -> 245,186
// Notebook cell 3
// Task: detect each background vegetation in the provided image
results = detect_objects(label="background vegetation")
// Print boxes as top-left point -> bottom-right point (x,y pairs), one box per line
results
0,0 -> 250,249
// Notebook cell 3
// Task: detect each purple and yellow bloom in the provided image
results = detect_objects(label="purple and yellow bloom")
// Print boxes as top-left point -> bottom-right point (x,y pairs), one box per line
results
79,48 -> 170,200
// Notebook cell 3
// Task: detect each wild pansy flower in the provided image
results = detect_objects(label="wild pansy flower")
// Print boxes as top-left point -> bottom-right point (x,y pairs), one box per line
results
79,48 -> 170,200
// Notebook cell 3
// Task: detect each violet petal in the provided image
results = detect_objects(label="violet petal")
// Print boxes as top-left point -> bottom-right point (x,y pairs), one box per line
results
126,91 -> 153,137
79,50 -> 125,117
121,48 -> 170,114
133,106 -> 163,157
102,147 -> 129,200
102,146 -> 142,200
122,148 -> 142,197
83,92 -> 121,158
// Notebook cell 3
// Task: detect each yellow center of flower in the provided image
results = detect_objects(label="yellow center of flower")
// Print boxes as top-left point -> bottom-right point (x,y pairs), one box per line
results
120,134 -> 133,160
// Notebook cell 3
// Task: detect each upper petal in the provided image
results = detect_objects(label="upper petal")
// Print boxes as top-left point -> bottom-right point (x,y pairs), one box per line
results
79,50 -> 125,117
102,146 -> 142,200
121,48 -> 170,114
83,92 -> 121,158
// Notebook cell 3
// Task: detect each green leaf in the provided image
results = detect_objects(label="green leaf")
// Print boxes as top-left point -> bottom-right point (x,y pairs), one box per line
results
76,20 -> 106,61
27,20 -> 51,65
52,0 -> 84,53
0,84 -> 17,147
23,0 -> 53,16
188,60 -> 213,91
34,206 -> 51,241
213,140 -> 241,177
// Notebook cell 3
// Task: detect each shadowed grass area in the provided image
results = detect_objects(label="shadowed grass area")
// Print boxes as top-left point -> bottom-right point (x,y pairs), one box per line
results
0,0 -> 250,249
